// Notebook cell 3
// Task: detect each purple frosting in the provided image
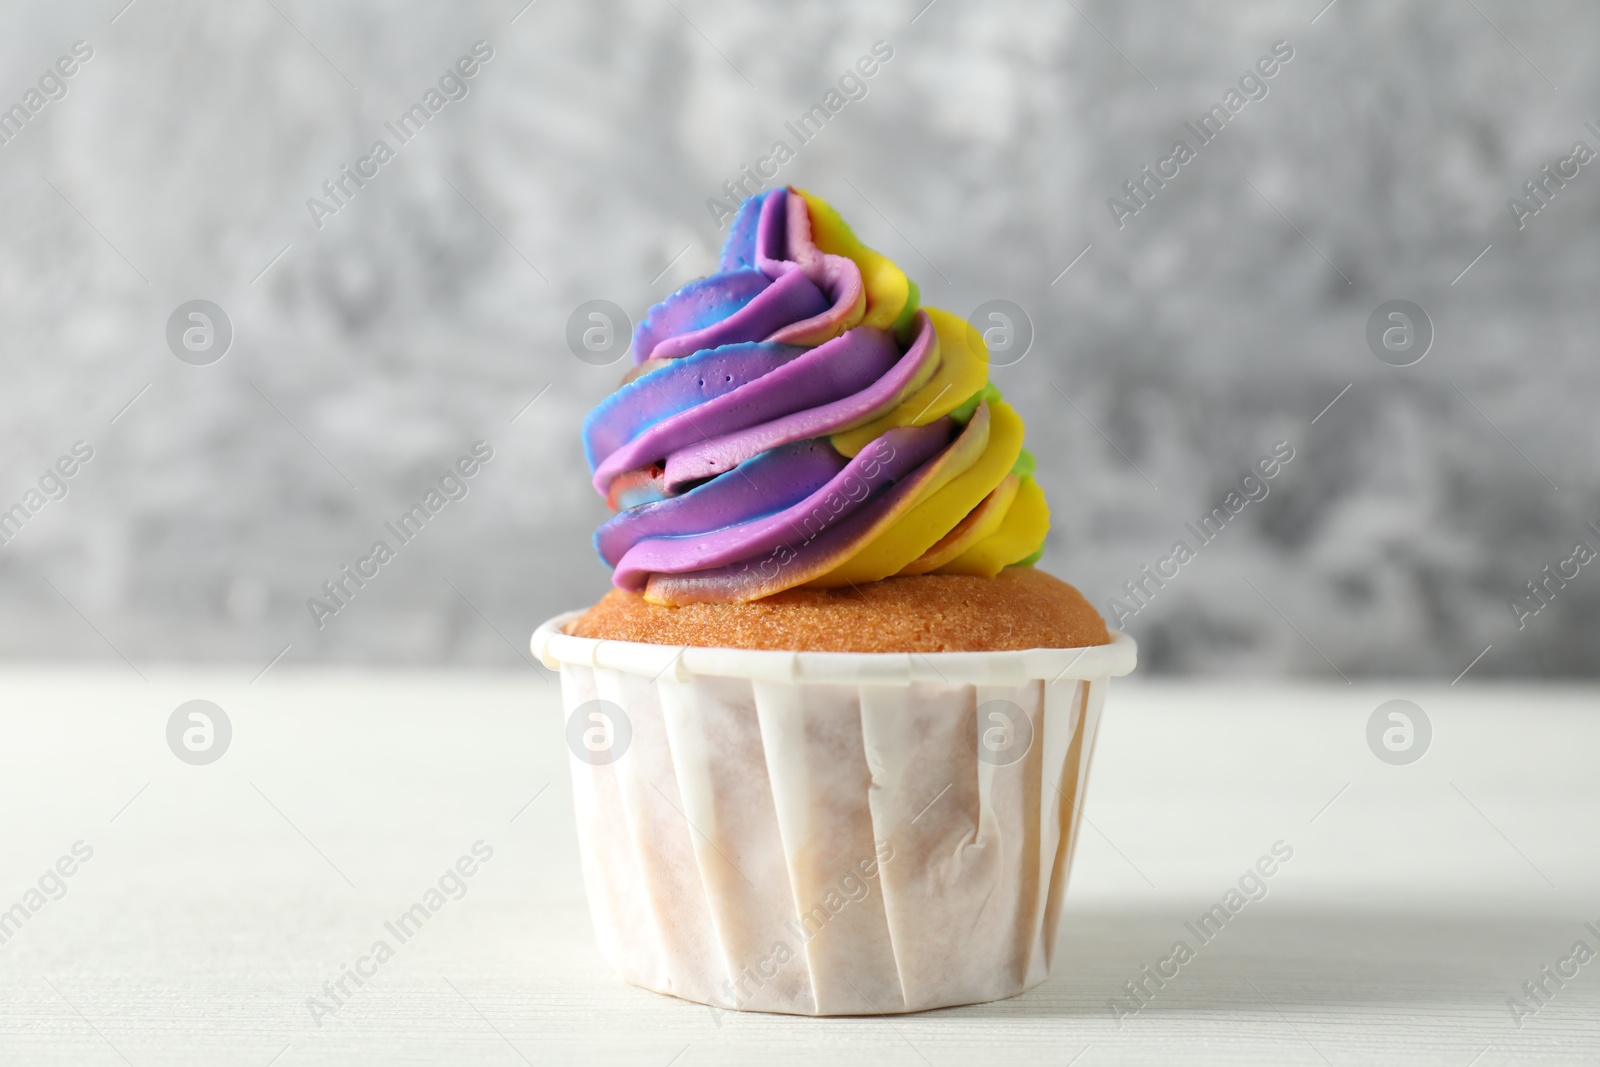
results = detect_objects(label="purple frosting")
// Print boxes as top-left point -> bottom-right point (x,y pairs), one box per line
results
594,439 -> 848,568
591,325 -> 901,494
610,421 -> 951,590
580,185 -> 983,602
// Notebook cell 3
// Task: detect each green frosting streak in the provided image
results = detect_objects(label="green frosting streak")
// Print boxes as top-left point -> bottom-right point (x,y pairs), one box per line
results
950,382 -> 1000,425
891,278 -> 921,344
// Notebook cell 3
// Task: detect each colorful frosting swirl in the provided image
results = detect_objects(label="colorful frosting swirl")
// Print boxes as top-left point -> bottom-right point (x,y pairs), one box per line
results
582,186 -> 1049,605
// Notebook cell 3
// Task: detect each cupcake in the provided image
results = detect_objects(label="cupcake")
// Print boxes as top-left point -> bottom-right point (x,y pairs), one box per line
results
533,186 -> 1135,1015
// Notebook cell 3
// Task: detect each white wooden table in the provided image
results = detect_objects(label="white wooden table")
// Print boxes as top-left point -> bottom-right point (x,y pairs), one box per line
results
1,670 -> 1595,1065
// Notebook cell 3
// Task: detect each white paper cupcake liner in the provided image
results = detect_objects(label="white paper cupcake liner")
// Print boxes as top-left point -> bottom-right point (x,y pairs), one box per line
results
533,612 -> 1136,1016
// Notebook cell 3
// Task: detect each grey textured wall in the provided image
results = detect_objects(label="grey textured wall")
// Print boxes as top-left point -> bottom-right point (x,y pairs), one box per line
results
1,0 -> 1594,677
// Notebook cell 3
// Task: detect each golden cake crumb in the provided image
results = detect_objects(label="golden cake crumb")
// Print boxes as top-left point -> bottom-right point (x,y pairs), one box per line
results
566,567 -> 1109,652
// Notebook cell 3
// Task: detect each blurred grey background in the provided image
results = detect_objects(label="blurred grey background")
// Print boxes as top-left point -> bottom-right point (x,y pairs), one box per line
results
1,0 -> 1593,677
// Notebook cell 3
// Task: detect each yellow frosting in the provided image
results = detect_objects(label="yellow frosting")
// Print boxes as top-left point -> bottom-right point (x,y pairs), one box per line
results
796,188 -> 913,331
830,307 -> 989,458
937,475 -> 1050,576
809,399 -> 1027,587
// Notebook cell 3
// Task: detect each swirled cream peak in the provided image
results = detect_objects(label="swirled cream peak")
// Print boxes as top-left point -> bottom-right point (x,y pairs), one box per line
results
582,187 -> 1048,605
